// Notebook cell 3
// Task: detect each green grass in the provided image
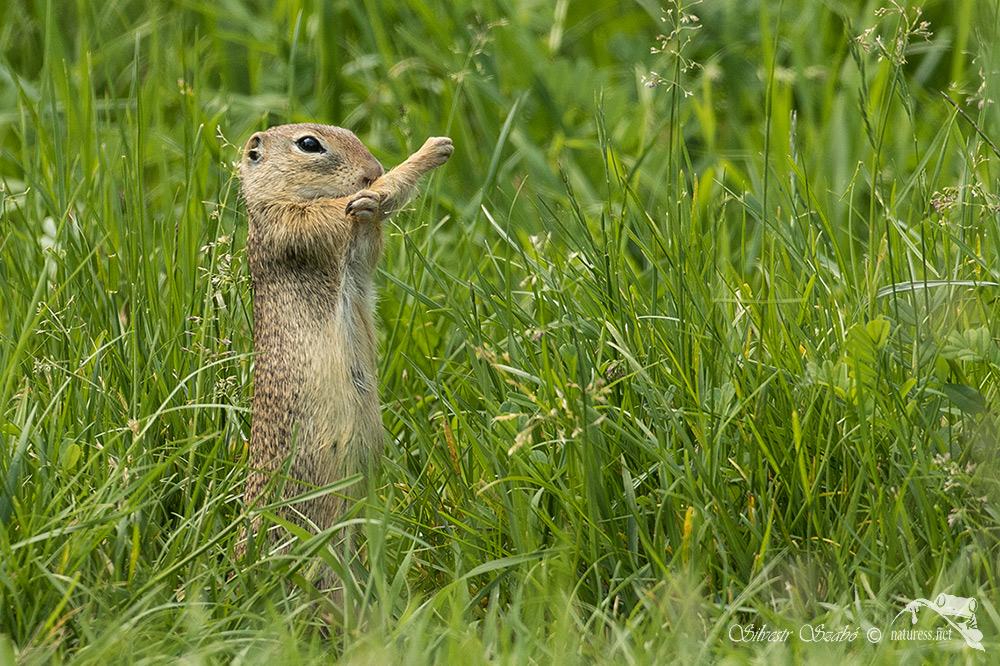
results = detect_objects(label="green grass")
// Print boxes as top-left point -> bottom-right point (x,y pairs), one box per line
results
1,0 -> 999,662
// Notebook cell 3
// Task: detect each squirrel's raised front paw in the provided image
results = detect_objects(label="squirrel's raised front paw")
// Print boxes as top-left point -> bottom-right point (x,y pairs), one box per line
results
419,137 -> 454,167
345,189 -> 380,222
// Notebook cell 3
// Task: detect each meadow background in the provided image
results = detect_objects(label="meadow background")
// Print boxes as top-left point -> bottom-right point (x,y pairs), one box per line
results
1,0 -> 999,662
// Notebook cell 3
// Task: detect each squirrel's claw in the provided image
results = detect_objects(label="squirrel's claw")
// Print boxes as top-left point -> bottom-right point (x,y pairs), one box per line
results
346,189 -> 380,222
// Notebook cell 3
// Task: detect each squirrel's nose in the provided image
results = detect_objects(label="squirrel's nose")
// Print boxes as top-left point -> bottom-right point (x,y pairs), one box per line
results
364,160 -> 384,184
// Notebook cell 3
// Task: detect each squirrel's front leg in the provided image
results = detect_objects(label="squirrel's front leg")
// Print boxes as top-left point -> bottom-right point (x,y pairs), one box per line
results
350,137 -> 453,219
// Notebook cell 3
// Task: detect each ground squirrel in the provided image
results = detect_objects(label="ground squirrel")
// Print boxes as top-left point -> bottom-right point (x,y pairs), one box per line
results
237,123 -> 453,587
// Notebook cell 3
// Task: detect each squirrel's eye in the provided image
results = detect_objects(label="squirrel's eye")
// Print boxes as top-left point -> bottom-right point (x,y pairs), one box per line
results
296,136 -> 325,153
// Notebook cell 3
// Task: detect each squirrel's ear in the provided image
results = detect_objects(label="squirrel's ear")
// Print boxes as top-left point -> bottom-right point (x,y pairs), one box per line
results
245,133 -> 264,163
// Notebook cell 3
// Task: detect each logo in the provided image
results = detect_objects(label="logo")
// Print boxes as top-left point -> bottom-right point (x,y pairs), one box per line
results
889,594 -> 984,652
727,593 -> 987,652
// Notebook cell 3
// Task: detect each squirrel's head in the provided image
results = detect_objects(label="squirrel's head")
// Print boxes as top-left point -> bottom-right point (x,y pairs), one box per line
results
239,123 -> 385,206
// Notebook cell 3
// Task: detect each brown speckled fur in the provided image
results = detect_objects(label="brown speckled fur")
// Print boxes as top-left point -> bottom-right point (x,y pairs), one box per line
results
236,123 -> 452,591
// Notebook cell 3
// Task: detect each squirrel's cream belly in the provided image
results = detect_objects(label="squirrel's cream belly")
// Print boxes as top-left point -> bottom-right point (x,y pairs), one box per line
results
304,285 -> 383,476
